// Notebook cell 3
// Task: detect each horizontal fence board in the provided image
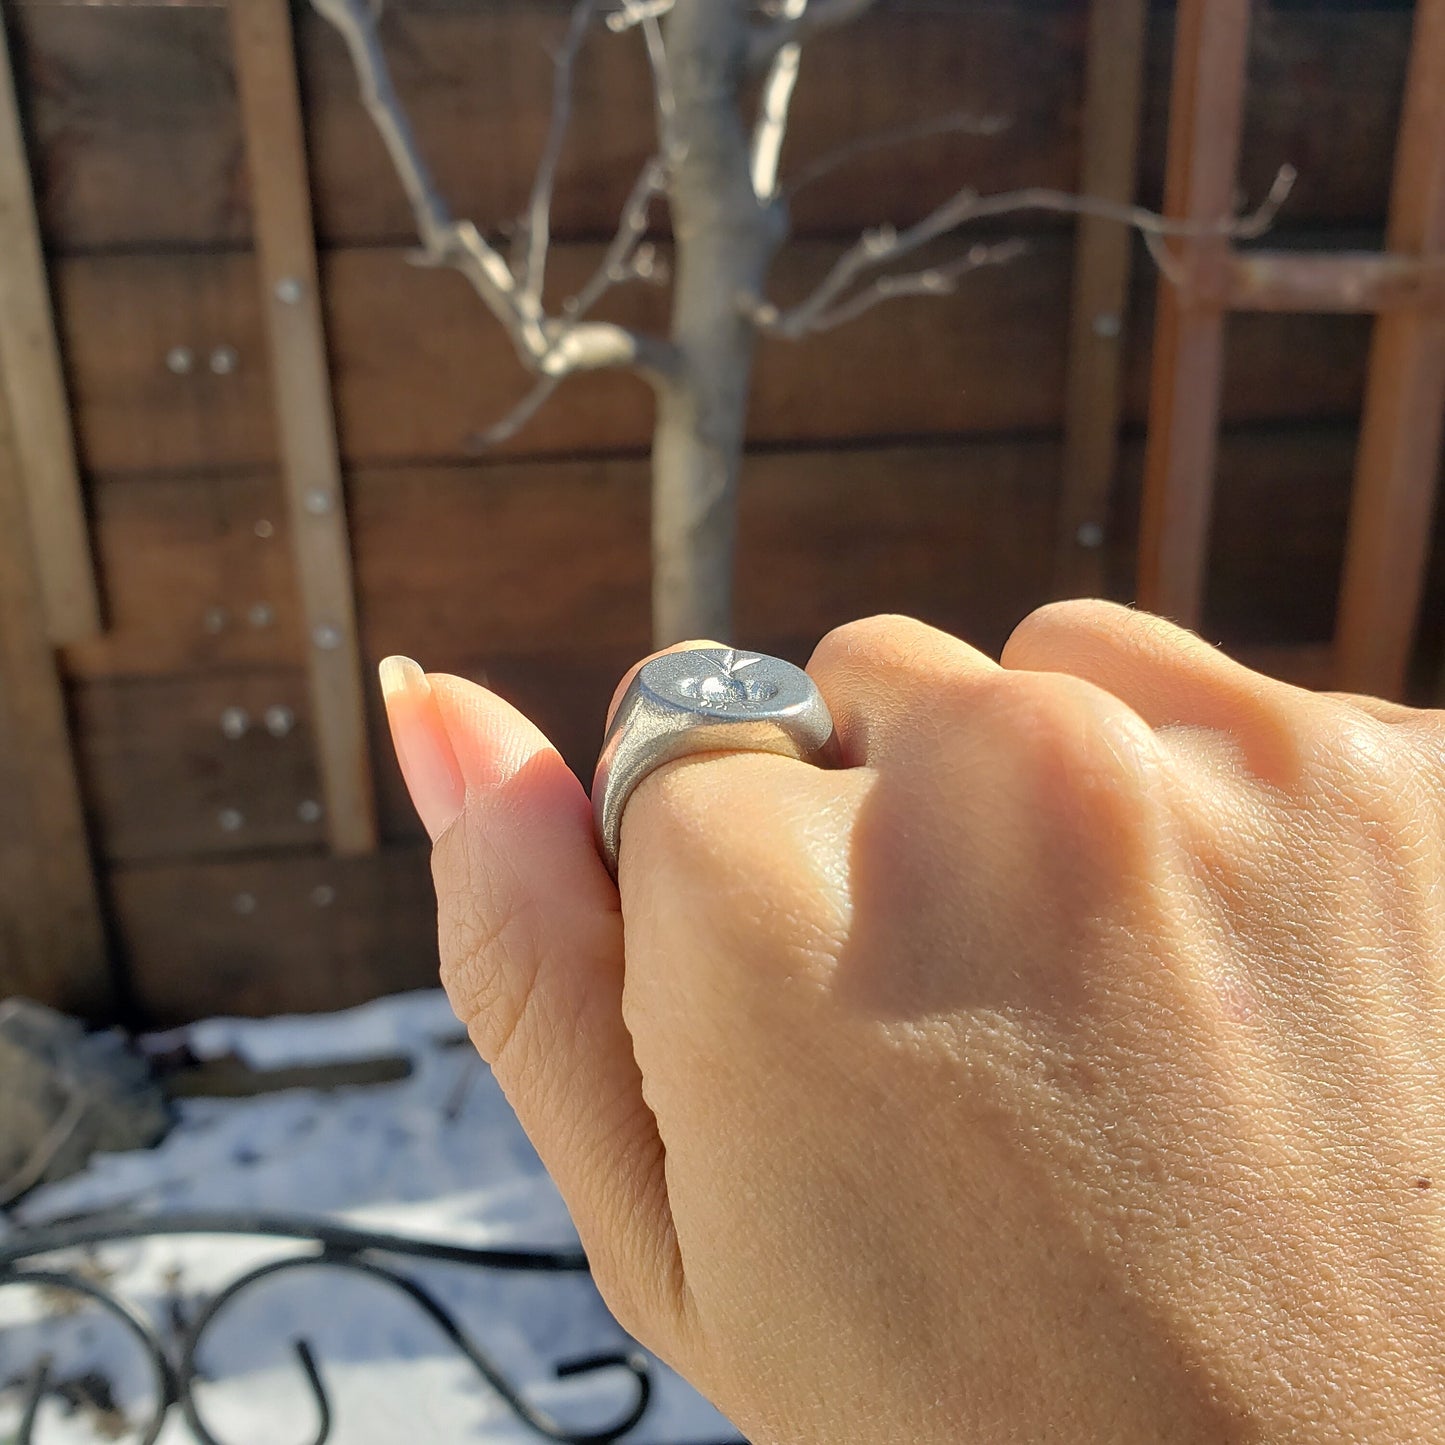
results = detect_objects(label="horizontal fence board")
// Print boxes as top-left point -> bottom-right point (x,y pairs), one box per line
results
110,847 -> 437,1023
63,428 -> 1370,686
10,2 -> 1410,253
56,240 -> 1373,475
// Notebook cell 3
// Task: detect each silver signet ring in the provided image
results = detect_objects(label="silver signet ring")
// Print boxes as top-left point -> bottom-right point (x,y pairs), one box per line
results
591,648 -> 839,878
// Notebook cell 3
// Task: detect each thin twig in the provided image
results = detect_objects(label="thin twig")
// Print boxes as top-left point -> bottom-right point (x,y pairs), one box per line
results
522,0 -> 600,308
785,110 -> 1010,200
641,10 -> 680,161
311,0 -> 454,251
605,0 -> 674,31
470,375 -> 565,448
311,0 -> 678,387
753,240 -> 1030,337
607,1 -> 679,161
564,157 -> 670,319
752,165 -> 1296,338
750,0 -> 806,200
748,0 -> 879,70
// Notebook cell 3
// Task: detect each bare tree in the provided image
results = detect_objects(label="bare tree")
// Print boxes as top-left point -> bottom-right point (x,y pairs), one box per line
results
312,0 -> 1292,646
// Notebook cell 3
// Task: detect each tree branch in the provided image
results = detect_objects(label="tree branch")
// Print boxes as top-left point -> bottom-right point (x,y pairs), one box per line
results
604,0 -> 680,159
749,165 -> 1297,339
470,374 -> 565,447
563,157 -> 670,320
785,110 -> 1010,200
750,0 -> 805,200
754,240 -> 1030,336
311,0 -> 680,409
606,0 -> 674,32
748,0 -> 878,70
521,0 -> 600,309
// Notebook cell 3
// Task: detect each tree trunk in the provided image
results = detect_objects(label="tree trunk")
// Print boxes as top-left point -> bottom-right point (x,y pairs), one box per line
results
651,0 -> 786,646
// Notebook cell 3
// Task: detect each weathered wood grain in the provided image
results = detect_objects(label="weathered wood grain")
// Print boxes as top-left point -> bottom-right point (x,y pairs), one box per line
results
110,847 -> 437,1023
1054,0 -> 1149,597
0,9 -> 98,640
54,240 -> 1373,475
0,372 -> 112,1013
61,472 -> 305,680
8,2 -> 1411,253
231,0 -> 377,853
62,430 -> 1371,689
72,670 -> 323,865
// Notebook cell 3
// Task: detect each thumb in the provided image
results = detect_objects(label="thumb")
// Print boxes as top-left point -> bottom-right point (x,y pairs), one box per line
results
378,657 -> 687,1339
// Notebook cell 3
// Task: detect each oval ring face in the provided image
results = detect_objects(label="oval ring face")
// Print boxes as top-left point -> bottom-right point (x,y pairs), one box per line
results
592,647 -> 838,877
632,649 -> 816,724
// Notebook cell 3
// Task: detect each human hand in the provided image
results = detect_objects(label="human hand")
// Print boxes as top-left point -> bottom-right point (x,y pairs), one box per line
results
380,602 -> 1445,1443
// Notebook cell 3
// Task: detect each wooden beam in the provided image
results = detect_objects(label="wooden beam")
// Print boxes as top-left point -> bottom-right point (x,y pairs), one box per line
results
50,242 -> 1372,478
0,7 -> 99,643
1223,251 -> 1445,315
1135,0 -> 1252,626
1053,0 -> 1149,598
229,0 -> 377,854
1335,0 -> 1445,700
0,376 -> 112,1015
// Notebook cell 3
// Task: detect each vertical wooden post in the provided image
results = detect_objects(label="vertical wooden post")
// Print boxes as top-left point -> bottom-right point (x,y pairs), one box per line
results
1334,0 -> 1445,701
1136,0 -> 1252,626
0,9 -> 100,644
230,0 -> 378,854
1053,0 -> 1150,598
0,385 -> 112,1014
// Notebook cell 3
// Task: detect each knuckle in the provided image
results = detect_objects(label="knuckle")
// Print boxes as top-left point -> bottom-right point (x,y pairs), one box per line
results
809,613 -> 930,673
1003,598 -> 1193,671
1299,702 -> 1434,832
1003,597 -> 1119,663
978,672 -> 1164,861
626,758 -> 851,982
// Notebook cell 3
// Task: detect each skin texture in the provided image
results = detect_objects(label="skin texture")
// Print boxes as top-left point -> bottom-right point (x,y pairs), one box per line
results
380,602 -> 1445,1442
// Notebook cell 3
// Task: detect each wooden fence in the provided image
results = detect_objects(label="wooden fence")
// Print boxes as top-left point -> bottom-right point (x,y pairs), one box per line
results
1,0 -> 1442,1023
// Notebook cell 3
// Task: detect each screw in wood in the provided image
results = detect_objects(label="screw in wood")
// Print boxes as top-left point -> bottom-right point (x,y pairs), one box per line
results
264,705 -> 296,738
219,708 -> 250,741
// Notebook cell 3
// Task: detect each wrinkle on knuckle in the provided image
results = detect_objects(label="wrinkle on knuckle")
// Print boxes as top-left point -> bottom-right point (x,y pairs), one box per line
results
983,673 -> 1166,873
1298,705 -> 1425,829
1003,597 -> 1120,666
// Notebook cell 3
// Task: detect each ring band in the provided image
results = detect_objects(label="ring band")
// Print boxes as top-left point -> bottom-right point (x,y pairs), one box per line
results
591,647 -> 839,878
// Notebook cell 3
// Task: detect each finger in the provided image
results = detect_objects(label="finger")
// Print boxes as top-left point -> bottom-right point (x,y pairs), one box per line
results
1001,600 -> 1306,781
805,614 -> 1002,767
379,657 -> 686,1338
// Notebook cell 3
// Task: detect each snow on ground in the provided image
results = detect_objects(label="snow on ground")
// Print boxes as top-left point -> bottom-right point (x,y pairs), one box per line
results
0,991 -> 738,1444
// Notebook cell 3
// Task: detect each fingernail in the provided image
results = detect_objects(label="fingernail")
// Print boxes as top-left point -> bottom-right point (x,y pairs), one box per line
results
379,656 -> 466,842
